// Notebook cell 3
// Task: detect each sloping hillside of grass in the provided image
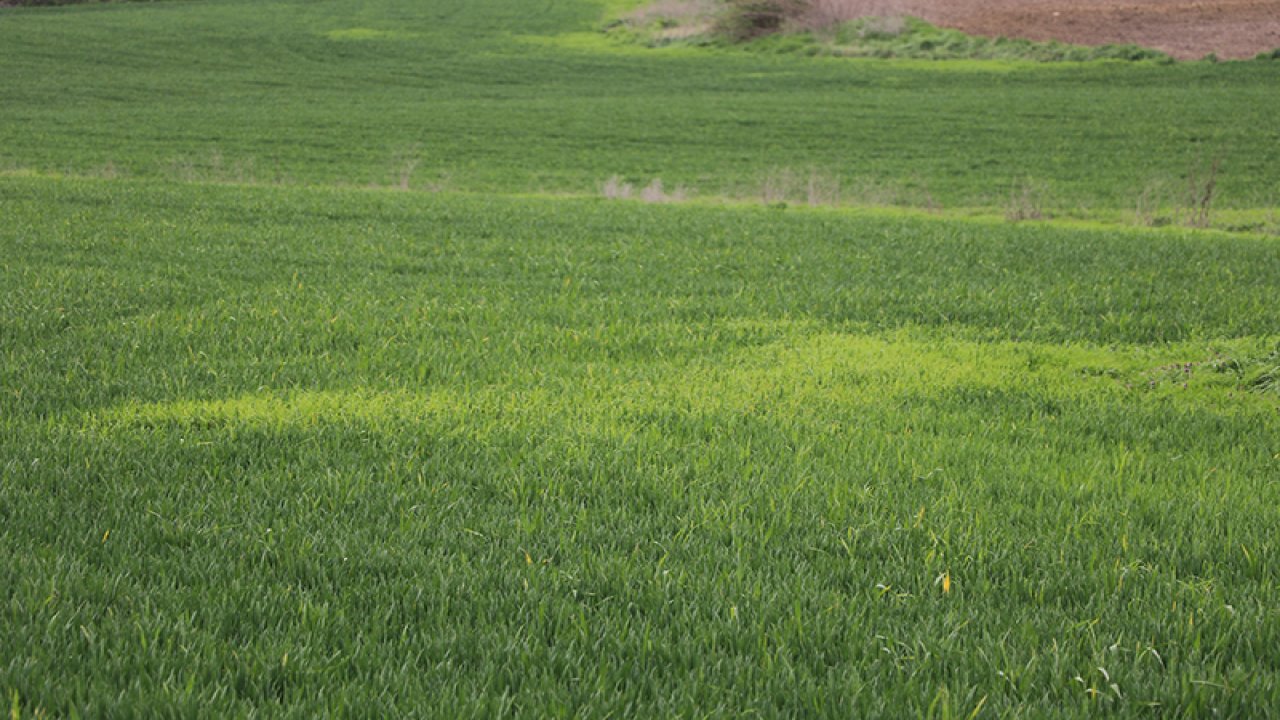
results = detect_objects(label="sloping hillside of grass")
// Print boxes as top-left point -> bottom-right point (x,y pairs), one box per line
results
0,0 -> 1278,221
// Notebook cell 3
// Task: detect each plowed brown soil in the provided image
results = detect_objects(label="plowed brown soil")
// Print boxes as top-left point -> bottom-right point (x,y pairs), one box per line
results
903,0 -> 1280,60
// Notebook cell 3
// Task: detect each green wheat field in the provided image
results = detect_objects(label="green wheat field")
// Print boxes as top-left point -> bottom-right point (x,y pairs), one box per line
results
2,0 -> 1279,716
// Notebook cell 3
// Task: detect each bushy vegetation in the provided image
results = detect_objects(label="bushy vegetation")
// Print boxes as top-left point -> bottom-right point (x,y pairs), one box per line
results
714,0 -> 803,41
754,16 -> 1171,62
618,0 -> 1170,62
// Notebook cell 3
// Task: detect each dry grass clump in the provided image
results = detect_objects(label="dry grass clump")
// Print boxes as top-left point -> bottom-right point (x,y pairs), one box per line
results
717,0 -> 908,40
1134,176 -> 1176,227
602,176 -> 690,203
625,0 -> 718,25
758,167 -> 844,206
757,167 -> 799,204
601,175 -> 634,200
1005,177 -> 1048,222
621,0 -> 719,41
756,167 -> 918,209
641,178 -> 690,202
166,150 -> 260,185
90,160 -> 124,180
1133,155 -> 1224,229
791,0 -> 908,33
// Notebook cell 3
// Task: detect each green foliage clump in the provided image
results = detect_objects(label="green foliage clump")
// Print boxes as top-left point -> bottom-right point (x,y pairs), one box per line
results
1212,344 -> 1280,395
714,0 -> 803,41
733,14 -> 1173,63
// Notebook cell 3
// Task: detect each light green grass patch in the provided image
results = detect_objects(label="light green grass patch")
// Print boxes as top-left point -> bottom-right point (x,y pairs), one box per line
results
88,327 -> 1279,451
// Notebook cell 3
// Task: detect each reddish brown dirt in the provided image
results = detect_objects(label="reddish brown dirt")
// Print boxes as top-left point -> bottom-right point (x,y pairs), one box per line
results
904,0 -> 1280,60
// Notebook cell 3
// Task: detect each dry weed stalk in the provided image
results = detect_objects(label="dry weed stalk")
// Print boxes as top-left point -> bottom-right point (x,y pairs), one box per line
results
1134,177 -> 1175,227
844,177 -> 899,207
1182,154 -> 1220,228
759,167 -> 796,204
389,144 -> 423,191
805,169 -> 841,206
919,182 -> 940,214
396,158 -> 419,190
1005,178 -> 1046,222
163,151 -> 263,185
756,168 -> 907,208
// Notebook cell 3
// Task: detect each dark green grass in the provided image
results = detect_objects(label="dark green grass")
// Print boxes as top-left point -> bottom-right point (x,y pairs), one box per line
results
3,176 -> 1280,716
1,0 -> 1279,215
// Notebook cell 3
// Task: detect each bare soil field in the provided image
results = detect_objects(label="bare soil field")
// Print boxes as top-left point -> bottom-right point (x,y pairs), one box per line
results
902,0 -> 1280,59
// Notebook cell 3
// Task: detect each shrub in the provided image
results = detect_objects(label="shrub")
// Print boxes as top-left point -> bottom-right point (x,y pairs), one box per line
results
715,0 -> 806,41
